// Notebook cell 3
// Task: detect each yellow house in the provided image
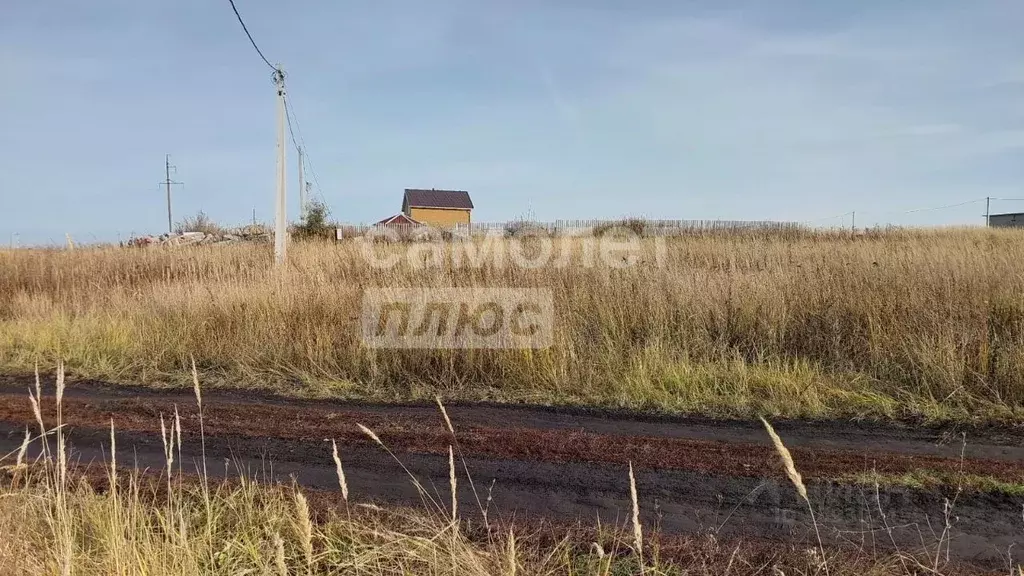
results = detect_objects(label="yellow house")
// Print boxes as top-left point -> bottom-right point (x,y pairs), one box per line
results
402,189 -> 473,227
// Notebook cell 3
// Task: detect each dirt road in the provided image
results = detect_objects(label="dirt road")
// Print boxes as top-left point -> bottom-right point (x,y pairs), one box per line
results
1,375 -> 1022,569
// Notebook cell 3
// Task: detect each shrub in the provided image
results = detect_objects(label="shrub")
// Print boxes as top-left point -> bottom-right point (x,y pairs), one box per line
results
174,211 -> 222,236
293,200 -> 334,241
593,218 -> 648,237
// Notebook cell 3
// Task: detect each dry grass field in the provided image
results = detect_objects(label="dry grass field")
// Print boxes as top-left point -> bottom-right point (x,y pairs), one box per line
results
2,227 -> 1024,422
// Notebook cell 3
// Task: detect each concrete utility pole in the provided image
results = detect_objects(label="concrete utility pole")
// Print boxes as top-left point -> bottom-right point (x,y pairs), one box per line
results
297,145 -> 306,218
985,196 -> 991,227
161,155 -> 183,234
166,155 -> 173,233
273,67 -> 288,265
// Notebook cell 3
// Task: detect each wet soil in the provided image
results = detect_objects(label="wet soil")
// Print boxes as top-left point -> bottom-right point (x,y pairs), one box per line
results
1,374 -> 1022,569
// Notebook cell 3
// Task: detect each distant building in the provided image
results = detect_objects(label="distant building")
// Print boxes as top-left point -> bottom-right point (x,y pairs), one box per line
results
374,213 -> 423,227
989,212 -> 1024,228
401,189 -> 473,227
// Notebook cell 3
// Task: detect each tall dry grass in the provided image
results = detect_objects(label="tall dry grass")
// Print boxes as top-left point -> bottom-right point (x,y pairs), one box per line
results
2,227 -> 1024,420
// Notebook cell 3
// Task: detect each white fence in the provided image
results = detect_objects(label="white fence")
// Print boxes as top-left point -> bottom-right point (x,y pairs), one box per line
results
336,218 -> 801,239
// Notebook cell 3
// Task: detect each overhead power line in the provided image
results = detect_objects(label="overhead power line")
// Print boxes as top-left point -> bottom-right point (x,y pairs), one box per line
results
225,0 -> 329,216
283,95 -> 327,204
283,97 -> 300,150
803,211 -> 853,225
899,198 -> 985,214
805,198 -> 989,227
227,0 -> 277,71
853,198 -> 985,218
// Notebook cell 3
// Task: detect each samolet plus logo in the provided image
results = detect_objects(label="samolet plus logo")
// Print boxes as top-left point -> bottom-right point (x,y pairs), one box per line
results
360,288 -> 554,349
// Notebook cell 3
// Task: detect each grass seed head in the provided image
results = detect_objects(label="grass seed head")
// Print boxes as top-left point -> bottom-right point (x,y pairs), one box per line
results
629,461 -> 643,554
160,413 -> 174,471
174,405 -> 183,449
331,439 -> 348,501
357,423 -> 383,447
294,491 -> 313,575
28,392 -> 43,434
273,532 -> 287,576
15,426 -> 30,467
55,361 -> 65,407
109,418 -> 117,491
190,355 -> 202,408
449,444 -> 457,521
506,528 -> 517,576
33,362 -> 41,407
436,395 -> 455,435
760,417 -> 808,502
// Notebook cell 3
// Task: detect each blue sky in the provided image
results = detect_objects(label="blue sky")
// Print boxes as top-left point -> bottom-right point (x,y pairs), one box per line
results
2,0 -> 1023,244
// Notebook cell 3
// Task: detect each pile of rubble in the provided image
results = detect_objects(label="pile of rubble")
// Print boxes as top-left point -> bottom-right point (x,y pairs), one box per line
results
126,227 -> 272,248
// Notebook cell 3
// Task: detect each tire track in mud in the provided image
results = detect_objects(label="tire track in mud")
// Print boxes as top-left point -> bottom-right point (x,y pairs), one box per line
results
2,390 -> 1022,482
0,376 -> 1022,568
4,374 -> 1024,461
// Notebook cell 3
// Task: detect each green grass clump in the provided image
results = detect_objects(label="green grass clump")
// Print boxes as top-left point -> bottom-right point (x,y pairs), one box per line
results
846,470 -> 1024,496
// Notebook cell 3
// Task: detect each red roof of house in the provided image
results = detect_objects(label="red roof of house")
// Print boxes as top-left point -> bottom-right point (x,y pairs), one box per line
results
374,213 -> 423,226
404,189 -> 474,210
